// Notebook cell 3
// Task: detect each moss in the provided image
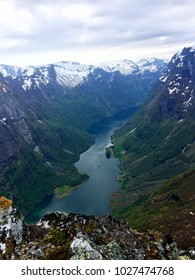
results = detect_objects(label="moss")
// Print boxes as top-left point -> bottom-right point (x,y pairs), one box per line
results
45,242 -> 71,260
44,229 -> 66,246
178,255 -> 191,260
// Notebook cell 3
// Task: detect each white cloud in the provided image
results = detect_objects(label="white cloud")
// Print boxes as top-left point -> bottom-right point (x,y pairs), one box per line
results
0,0 -> 195,66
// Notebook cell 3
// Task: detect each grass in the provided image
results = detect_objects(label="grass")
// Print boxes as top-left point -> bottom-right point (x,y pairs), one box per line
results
112,105 -> 195,249
54,185 -> 76,199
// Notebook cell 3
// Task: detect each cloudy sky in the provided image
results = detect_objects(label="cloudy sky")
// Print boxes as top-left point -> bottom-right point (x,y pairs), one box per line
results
0,0 -> 195,66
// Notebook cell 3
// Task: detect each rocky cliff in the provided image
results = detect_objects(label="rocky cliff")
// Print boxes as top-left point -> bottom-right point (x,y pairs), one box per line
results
0,196 -> 194,260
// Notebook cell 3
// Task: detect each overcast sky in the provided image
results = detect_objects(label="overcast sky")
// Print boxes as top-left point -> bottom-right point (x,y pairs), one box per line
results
0,0 -> 195,66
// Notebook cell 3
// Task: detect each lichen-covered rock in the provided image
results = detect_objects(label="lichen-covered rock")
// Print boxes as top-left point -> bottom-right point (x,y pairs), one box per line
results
185,247 -> 195,260
0,208 -> 191,260
0,196 -> 12,209
0,201 -> 23,257
70,232 -> 102,260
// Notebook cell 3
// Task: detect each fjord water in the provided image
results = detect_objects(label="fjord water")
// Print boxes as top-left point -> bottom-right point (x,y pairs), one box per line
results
25,108 -> 138,224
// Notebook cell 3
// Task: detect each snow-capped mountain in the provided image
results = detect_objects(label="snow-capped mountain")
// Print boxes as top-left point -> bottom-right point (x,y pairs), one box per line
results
100,59 -> 138,75
20,61 -> 96,90
53,61 -> 95,88
0,65 -> 22,78
0,61 -> 97,92
157,46 -> 195,119
0,58 -> 167,92
100,58 -> 166,76
136,57 -> 168,74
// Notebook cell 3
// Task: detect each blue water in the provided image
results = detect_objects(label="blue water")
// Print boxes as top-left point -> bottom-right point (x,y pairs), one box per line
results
25,107 -> 138,223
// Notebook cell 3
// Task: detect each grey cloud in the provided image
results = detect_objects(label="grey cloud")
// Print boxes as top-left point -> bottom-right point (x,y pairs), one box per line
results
1,0 -> 195,64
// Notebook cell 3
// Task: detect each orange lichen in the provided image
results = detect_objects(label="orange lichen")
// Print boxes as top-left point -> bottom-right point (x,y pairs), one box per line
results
0,196 -> 13,209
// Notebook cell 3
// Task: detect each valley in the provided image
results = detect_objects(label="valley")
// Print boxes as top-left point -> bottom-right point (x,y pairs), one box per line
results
0,47 -> 195,253
25,107 -> 138,224
0,57 -> 165,215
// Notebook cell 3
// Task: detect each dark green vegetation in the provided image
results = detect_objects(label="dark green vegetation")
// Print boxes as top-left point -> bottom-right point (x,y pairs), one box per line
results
0,61 -> 163,215
0,57 -> 168,216
113,108 -> 195,248
112,169 -> 195,249
112,47 -> 195,248
0,97 -> 93,214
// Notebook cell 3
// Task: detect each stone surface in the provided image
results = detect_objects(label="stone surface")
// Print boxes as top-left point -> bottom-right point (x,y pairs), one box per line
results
0,206 -> 186,260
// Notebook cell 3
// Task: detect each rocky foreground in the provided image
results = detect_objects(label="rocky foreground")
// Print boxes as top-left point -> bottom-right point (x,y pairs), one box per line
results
0,197 -> 194,260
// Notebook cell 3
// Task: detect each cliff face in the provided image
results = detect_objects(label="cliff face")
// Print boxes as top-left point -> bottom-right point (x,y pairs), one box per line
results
0,197 -> 194,260
148,46 -> 195,120
113,47 -> 195,248
0,77 -> 33,171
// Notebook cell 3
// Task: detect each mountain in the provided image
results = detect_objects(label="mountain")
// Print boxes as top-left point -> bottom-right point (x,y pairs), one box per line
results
2,196 -> 193,260
112,46 -> 195,249
0,72 -> 93,214
100,57 -> 166,75
0,58 -> 166,215
0,65 -> 22,78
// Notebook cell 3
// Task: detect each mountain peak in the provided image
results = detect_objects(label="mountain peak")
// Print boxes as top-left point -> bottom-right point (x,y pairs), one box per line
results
157,46 -> 195,119
100,59 -> 138,75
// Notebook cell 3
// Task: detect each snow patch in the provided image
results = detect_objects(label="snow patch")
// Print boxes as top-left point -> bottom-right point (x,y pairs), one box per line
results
178,119 -> 184,123
0,117 -> 6,124
159,75 -> 169,83
23,67 -> 35,77
182,144 -> 190,154
183,96 -> 193,108
100,59 -> 137,75
168,87 -> 179,95
22,79 -> 32,91
126,128 -> 136,135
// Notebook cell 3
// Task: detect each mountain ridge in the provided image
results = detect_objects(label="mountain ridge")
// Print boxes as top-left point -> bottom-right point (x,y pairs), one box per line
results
112,46 -> 195,248
0,57 -> 167,89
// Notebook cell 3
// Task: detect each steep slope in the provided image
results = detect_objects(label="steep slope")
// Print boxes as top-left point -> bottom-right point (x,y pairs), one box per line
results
0,58 -> 166,215
113,47 -> 195,248
122,169 -> 195,249
0,73 -> 93,214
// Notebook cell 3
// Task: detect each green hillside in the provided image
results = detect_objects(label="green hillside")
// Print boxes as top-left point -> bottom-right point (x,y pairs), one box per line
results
112,47 -> 195,249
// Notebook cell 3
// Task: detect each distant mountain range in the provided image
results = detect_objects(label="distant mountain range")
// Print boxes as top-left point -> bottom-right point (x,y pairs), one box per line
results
0,57 -> 166,214
0,57 -> 166,87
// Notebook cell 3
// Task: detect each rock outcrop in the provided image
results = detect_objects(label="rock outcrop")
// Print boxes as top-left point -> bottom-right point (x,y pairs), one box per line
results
0,198 -> 193,260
